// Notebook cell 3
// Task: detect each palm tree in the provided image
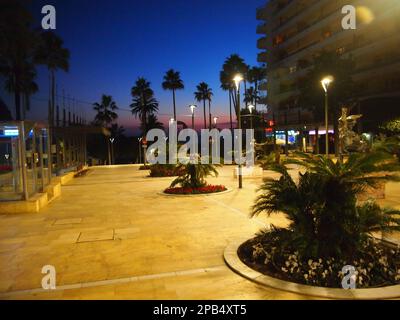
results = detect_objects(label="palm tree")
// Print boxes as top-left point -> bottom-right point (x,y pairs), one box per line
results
147,113 -> 164,131
93,95 -> 118,126
252,150 -> 400,259
0,1 -> 37,120
35,31 -> 70,126
93,95 -> 118,165
162,69 -> 184,121
244,86 -> 259,106
220,54 -> 248,123
130,77 -> 159,136
194,82 -> 212,129
247,66 -> 265,110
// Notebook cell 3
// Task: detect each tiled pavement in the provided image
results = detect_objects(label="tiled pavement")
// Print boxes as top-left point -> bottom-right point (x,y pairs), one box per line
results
0,165 -> 399,299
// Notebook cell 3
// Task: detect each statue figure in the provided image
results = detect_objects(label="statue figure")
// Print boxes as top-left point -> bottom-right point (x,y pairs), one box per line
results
339,107 -> 365,154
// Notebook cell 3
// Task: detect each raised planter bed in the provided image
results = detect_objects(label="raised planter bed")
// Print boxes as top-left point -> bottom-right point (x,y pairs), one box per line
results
224,238 -> 400,300
164,185 -> 227,195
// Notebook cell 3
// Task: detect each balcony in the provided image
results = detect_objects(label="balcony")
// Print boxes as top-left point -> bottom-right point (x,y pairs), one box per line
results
256,5 -> 268,20
256,22 -> 268,34
257,51 -> 268,63
257,37 -> 268,49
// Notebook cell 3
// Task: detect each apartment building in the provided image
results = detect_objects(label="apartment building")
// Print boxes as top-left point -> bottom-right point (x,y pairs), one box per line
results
257,0 -> 400,134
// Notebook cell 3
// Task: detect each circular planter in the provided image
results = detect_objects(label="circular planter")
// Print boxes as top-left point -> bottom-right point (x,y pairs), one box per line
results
159,187 -> 233,197
224,238 -> 400,300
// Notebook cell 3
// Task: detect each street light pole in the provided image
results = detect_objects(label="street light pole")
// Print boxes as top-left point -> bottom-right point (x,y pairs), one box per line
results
189,105 -> 196,130
321,76 -> 333,157
234,74 -> 243,189
248,104 -> 255,130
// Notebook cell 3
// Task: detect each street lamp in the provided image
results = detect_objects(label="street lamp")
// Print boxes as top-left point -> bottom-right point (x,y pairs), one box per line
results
109,137 -> 115,165
248,104 -> 255,130
213,116 -> 218,129
138,137 -> 142,164
321,76 -> 333,157
233,74 -> 243,189
189,104 -> 196,129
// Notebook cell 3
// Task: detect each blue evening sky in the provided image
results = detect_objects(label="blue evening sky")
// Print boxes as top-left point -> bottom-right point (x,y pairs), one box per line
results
2,0 -> 266,134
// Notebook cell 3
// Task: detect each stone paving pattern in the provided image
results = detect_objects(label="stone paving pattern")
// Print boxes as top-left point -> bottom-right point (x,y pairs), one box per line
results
0,165 -> 399,299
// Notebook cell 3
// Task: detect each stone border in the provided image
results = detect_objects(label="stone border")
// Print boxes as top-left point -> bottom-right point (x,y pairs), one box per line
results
159,187 -> 233,197
224,238 -> 400,300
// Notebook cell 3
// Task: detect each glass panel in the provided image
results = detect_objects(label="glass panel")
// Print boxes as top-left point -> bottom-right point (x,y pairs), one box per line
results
42,128 -> 50,186
25,128 -> 37,196
0,124 -> 23,201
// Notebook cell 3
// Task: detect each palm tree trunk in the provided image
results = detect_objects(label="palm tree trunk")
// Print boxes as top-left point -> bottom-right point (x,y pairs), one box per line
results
229,90 -> 233,132
203,99 -> 206,129
208,100 -> 211,130
51,70 -> 55,127
14,76 -> 21,121
172,89 -> 177,121
244,81 -> 248,108
254,80 -> 258,111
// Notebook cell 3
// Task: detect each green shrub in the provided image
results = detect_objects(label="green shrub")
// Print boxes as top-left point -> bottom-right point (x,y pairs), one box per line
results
252,151 -> 400,259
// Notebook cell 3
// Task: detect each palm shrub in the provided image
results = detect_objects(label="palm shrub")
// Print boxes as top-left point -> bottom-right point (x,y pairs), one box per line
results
170,156 -> 220,189
252,151 -> 400,259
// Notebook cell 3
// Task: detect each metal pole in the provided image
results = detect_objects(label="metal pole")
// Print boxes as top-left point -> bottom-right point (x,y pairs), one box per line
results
192,113 -> 194,130
325,91 -> 329,157
237,87 -> 242,189
19,122 -> 29,200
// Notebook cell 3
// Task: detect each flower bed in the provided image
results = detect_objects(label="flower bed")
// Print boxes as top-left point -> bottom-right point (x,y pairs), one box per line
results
149,164 -> 185,177
0,165 -> 12,174
139,165 -> 151,170
238,230 -> 400,289
164,184 -> 227,195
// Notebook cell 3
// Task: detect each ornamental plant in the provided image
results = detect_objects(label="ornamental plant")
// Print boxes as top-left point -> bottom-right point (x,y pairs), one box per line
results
169,155 -> 220,189
252,150 -> 400,260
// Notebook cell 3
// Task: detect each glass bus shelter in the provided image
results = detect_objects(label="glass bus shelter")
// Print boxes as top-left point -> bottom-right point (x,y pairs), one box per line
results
0,121 -> 51,201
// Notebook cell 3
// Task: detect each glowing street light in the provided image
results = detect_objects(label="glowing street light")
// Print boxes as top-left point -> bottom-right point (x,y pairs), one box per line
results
213,116 -> 218,128
321,76 -> 334,156
189,104 -> 196,129
233,74 -> 243,189
248,104 -> 255,130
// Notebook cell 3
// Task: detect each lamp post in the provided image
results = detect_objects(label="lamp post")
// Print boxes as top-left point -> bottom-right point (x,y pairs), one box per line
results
189,105 -> 196,129
234,74 -> 243,189
109,137 -> 115,164
213,116 -> 218,129
321,76 -> 333,157
138,137 -> 142,164
248,104 -> 255,130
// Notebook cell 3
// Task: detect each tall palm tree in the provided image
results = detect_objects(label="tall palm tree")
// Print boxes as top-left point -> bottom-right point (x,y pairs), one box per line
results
147,113 -> 164,131
0,0 -> 37,120
35,31 -> 70,126
247,66 -> 265,110
93,95 -> 118,165
194,82 -> 212,129
162,69 -> 184,121
244,86 -> 259,106
220,54 -> 248,121
130,77 -> 159,136
93,95 -> 118,126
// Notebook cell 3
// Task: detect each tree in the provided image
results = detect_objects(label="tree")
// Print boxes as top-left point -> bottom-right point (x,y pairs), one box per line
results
131,77 -> 159,136
298,51 -> 355,155
93,95 -> 118,165
147,113 -> 164,131
247,66 -> 265,110
219,54 -> 248,124
0,0 -> 37,120
252,150 -> 400,259
243,86 -> 260,106
93,95 -> 118,126
0,98 -> 13,120
35,31 -> 70,126
194,82 -> 212,129
162,69 -> 184,121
